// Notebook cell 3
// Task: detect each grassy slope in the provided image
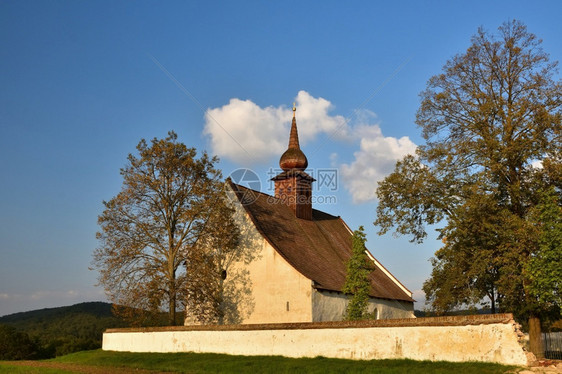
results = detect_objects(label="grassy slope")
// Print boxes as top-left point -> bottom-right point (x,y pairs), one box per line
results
0,350 -> 519,374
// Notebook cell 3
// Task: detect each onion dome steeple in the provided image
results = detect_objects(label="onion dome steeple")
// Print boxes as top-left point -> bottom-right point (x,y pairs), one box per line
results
279,104 -> 308,171
272,103 -> 314,220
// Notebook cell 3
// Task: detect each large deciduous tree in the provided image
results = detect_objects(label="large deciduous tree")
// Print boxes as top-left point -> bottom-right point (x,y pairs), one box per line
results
375,20 -> 561,337
92,131 -> 239,326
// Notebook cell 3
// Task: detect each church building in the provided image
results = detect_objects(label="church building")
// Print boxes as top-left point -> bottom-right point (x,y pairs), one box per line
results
190,106 -> 415,325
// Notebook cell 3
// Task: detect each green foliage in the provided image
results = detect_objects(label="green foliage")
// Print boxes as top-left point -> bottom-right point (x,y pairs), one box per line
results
422,194 -> 538,317
342,226 -> 374,320
375,20 -> 562,321
0,302 -> 127,359
375,155 -> 452,244
0,324 -> 39,360
527,187 -> 562,309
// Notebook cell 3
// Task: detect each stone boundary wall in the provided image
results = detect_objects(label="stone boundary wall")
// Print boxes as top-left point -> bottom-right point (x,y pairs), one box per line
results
103,314 -> 532,366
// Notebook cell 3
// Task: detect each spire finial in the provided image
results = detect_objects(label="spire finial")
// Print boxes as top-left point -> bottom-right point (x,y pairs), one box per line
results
279,103 -> 308,171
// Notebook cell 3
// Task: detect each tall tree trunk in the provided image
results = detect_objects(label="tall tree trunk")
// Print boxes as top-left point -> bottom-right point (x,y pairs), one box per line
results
488,287 -> 496,314
217,269 -> 226,325
169,292 -> 177,326
528,315 -> 544,360
169,271 -> 177,326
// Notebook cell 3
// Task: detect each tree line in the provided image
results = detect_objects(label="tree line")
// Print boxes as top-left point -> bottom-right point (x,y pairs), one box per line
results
0,302 -> 126,359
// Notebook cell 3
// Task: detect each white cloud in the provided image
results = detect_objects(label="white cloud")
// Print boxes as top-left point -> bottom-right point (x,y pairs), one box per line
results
203,90 -> 416,204
204,99 -> 287,165
340,123 -> 417,203
203,91 -> 348,165
291,91 -> 349,142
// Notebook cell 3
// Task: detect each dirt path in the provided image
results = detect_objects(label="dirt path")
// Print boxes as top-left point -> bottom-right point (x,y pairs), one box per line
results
1,361 -> 176,374
517,360 -> 562,374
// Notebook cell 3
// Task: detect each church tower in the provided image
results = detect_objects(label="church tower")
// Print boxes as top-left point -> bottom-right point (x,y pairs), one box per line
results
271,105 -> 315,220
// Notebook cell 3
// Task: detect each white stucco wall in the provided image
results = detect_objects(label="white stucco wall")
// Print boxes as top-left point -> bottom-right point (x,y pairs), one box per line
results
222,186 -> 314,324
104,315 -> 530,366
311,290 -> 415,322
239,239 -> 313,324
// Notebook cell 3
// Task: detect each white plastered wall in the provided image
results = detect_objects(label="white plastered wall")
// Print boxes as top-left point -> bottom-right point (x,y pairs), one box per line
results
311,290 -> 415,322
236,238 -> 313,324
221,185 -> 313,324
104,316 -> 530,366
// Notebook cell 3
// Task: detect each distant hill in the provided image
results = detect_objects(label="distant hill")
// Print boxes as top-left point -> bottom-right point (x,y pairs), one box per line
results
0,302 -> 128,357
0,301 -> 114,324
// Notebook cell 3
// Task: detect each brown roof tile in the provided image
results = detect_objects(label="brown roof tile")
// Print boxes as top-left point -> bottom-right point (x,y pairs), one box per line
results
228,180 -> 414,303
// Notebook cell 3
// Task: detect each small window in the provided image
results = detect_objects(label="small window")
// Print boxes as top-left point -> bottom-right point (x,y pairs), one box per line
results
286,301 -> 290,311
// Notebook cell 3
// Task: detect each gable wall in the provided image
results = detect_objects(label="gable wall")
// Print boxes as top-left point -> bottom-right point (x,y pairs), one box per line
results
226,186 -> 313,324
238,239 -> 313,324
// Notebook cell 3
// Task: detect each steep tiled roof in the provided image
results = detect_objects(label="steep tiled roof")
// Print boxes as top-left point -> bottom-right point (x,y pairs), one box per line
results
228,180 -> 414,303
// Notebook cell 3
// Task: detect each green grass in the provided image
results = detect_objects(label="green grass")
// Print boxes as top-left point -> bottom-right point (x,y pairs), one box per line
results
0,349 -> 520,374
0,364 -> 74,373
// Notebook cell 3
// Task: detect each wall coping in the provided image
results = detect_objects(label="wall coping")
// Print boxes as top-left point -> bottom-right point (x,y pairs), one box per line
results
105,313 -> 514,333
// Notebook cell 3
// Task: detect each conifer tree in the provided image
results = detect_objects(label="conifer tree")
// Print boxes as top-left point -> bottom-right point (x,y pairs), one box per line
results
342,226 -> 373,320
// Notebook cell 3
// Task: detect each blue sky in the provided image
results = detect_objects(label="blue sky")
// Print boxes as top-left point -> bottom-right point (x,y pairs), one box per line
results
1,1 -> 561,316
